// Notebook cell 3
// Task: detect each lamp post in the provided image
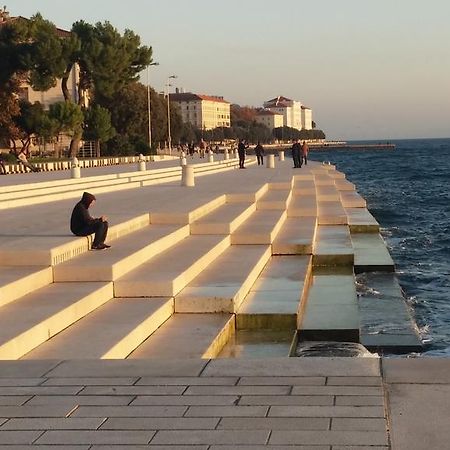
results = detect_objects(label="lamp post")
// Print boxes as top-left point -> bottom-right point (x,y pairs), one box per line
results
166,74 -> 177,155
147,62 -> 159,151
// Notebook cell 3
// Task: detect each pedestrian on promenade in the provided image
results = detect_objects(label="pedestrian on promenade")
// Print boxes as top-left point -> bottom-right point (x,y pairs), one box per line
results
0,153 -> 7,175
189,141 -> 195,158
70,192 -> 110,250
291,139 -> 302,168
301,140 -> 309,166
254,141 -> 265,166
17,151 -> 40,172
238,139 -> 249,169
199,139 -> 206,158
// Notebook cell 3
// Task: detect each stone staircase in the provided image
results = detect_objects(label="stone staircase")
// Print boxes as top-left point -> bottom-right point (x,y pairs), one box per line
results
0,161 -> 422,360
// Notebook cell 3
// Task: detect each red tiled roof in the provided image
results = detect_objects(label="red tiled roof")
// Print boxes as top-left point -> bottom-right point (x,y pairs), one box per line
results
257,110 -> 283,116
265,95 -> 293,105
170,92 -> 230,104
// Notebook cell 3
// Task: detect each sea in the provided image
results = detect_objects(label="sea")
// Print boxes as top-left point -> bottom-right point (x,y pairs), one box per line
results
310,138 -> 450,357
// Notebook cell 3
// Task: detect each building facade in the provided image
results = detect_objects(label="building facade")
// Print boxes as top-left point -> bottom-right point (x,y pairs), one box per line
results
263,95 -> 312,130
170,92 -> 231,130
255,110 -> 284,129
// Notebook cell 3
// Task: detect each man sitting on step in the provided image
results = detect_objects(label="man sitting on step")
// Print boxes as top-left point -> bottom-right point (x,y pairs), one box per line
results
70,192 -> 110,250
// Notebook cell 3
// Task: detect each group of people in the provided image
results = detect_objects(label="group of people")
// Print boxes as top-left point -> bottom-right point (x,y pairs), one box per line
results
178,140 -> 220,158
291,139 -> 309,168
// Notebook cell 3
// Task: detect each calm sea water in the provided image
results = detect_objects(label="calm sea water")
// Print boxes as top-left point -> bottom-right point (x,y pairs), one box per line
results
310,138 -> 450,356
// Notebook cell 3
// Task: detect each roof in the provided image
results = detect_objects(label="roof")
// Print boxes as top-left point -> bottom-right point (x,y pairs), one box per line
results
256,110 -> 283,116
301,105 -> 311,110
170,92 -> 230,104
265,95 -> 293,106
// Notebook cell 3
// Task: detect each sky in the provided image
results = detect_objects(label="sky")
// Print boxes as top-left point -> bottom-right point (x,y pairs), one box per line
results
8,0 -> 450,140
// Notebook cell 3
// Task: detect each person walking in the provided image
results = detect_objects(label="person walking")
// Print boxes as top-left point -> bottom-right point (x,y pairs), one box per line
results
291,139 -> 302,168
70,192 -> 110,250
17,151 -> 40,172
0,153 -> 7,175
199,139 -> 206,158
254,142 -> 265,166
238,139 -> 248,169
301,140 -> 309,166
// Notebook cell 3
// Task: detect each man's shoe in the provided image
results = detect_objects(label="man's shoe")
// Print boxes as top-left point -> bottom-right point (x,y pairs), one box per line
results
92,243 -> 110,250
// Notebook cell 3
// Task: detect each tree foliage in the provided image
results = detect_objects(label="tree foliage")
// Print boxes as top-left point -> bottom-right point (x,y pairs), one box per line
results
83,104 -> 115,156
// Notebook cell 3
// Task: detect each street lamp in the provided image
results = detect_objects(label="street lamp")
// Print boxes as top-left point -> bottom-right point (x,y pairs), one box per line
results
147,62 -> 159,151
166,74 -> 177,155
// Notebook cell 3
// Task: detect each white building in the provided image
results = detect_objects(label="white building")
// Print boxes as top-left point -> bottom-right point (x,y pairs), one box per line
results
301,106 -> 313,130
263,95 -> 312,131
255,110 -> 284,130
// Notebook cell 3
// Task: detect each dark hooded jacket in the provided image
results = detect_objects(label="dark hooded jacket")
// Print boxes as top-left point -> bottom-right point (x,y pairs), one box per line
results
70,192 -> 99,234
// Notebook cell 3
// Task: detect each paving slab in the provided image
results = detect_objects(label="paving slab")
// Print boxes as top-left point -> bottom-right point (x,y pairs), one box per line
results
293,179 -> 316,195
131,395 -> 240,406
217,417 -> 329,430
256,189 -> 292,210
318,201 -> 348,225
0,361 -> 60,378
316,185 -> 341,201
288,195 -> 317,217
346,207 -> 379,232
1,417 -> 106,430
340,190 -> 366,207
272,217 -> 316,255
313,225 -> 354,266
99,417 -> 219,430
382,358 -> 450,383
351,233 -> 394,272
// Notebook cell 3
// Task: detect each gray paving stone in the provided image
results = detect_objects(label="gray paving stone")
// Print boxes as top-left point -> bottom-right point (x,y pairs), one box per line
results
0,405 -> 73,417
150,429 -> 270,445
185,405 -> 269,417
100,417 -> 219,430
331,418 -> 387,431
184,385 -> 290,396
36,430 -> 156,445
0,430 -> 43,444
42,377 -> 139,386
239,395 -> 334,406
332,447 -> 388,450
291,386 -> 383,396
202,358 -> 380,377
335,395 -> 384,406
327,376 -> 382,386
382,358 -> 450,383
0,386 -> 82,396
79,385 -> 185,396
0,396 -> 31,406
0,378 -> 45,387
137,376 -> 238,385
1,417 -> 105,430
217,417 -> 330,430
71,405 -> 187,417
209,447 -> 329,450
268,406 -> 385,418
0,447 -> 89,450
46,359 -> 208,378
0,361 -> 60,378
238,376 -> 326,385
269,430 -> 388,445
131,395 -> 240,406
92,447 -> 207,450
26,395 -> 135,406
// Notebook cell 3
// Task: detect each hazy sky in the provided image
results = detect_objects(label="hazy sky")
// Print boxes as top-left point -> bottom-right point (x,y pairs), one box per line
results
8,1 -> 450,140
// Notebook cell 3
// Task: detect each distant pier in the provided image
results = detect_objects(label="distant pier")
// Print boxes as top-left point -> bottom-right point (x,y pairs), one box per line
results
310,142 -> 396,150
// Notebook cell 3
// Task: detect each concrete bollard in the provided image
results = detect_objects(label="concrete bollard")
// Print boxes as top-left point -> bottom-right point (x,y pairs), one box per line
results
181,165 -> 195,187
208,151 -> 214,163
180,151 -> 187,166
71,157 -> 81,178
137,154 -> 146,171
224,149 -> 229,160
267,154 -> 275,169
278,150 -> 285,161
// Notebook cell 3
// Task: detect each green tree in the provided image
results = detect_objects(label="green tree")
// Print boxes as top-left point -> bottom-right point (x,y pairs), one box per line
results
83,105 -> 116,157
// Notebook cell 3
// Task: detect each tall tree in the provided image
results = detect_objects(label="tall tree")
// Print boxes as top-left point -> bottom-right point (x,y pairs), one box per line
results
83,105 -> 116,157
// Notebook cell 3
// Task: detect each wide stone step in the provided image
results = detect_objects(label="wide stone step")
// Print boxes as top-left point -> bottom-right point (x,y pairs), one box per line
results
0,266 -> 53,307
318,201 -> 348,225
298,270 -> 359,342
231,210 -> 286,245
292,180 -> 316,196
53,224 -> 189,282
314,174 -> 335,186
190,203 -> 255,235
0,282 -> 113,359
313,225 -> 354,266
22,298 -> 173,359
237,256 -> 311,330
175,245 -> 271,313
129,313 -> 234,358
340,191 -> 367,208
272,217 -> 317,255
346,208 -> 379,232
351,233 -> 395,273
316,185 -> 340,201
335,179 -> 356,190
288,195 -> 317,218
256,189 -> 292,210
114,235 -> 230,297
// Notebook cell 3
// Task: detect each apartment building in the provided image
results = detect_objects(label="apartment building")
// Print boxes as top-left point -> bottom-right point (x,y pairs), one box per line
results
263,95 -> 312,130
255,110 -> 284,129
170,92 -> 231,130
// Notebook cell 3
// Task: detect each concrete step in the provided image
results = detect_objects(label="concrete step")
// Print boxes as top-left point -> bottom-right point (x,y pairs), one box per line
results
53,224 -> 189,282
357,272 -> 422,353
226,184 -> 268,203
0,266 -> 53,307
272,217 -> 317,255
237,256 -> 311,330
175,245 -> 271,313
316,185 -> 340,201
22,298 -> 173,359
340,191 -> 367,208
327,170 -> 346,180
298,269 -> 359,342
0,282 -> 113,359
292,180 -> 316,196
313,225 -> 354,266
114,234 -> 231,297
231,210 -> 286,244
318,201 -> 348,225
129,313 -> 234,358
190,203 -> 255,235
256,189 -> 292,210
351,233 -> 395,273
288,195 -> 317,218
335,179 -> 356,191
346,208 -> 380,232
314,174 -> 335,186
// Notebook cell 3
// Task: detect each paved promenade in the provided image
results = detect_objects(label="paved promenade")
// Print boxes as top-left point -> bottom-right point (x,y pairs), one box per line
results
0,157 -> 448,448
